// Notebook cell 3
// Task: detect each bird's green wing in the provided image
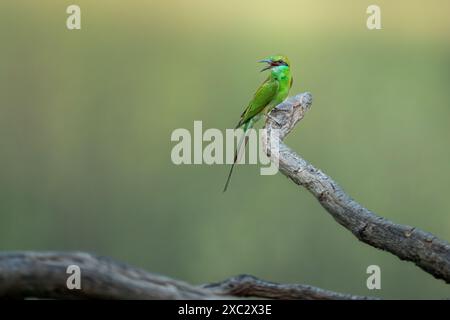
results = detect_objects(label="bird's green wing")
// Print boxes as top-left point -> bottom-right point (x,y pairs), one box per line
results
235,78 -> 279,128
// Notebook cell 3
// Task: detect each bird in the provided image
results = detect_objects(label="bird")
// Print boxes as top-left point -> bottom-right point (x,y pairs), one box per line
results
223,55 -> 293,192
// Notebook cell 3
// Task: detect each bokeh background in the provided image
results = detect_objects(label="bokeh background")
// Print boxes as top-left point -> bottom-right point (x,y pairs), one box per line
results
1,0 -> 449,299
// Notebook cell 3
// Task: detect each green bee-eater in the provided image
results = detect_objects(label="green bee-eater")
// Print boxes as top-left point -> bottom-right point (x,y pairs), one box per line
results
223,55 -> 293,192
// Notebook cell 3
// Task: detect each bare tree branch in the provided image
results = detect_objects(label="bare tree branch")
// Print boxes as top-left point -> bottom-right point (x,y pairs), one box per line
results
0,252 -> 373,300
263,92 -> 450,283
204,274 -> 378,300
0,252 -> 220,299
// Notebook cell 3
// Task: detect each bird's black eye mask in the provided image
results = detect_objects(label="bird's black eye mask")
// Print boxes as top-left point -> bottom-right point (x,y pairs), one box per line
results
274,60 -> 289,67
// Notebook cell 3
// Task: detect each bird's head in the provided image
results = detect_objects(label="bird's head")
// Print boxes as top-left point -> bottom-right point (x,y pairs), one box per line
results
258,55 -> 290,72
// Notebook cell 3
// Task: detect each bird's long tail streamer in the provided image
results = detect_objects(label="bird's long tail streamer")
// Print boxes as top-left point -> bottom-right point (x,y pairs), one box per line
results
223,120 -> 253,192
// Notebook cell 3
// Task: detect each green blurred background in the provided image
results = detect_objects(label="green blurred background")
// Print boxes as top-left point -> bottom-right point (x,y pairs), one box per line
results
0,0 -> 449,299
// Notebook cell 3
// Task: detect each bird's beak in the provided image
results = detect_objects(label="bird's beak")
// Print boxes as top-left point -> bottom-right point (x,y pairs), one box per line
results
258,59 -> 273,72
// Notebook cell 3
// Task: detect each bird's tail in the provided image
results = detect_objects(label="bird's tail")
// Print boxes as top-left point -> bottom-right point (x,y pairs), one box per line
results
223,120 -> 253,192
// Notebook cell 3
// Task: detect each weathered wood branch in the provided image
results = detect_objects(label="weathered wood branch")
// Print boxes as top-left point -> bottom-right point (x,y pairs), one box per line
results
0,252 -> 217,300
263,92 -> 450,283
204,274 -> 376,300
0,252 -> 374,299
